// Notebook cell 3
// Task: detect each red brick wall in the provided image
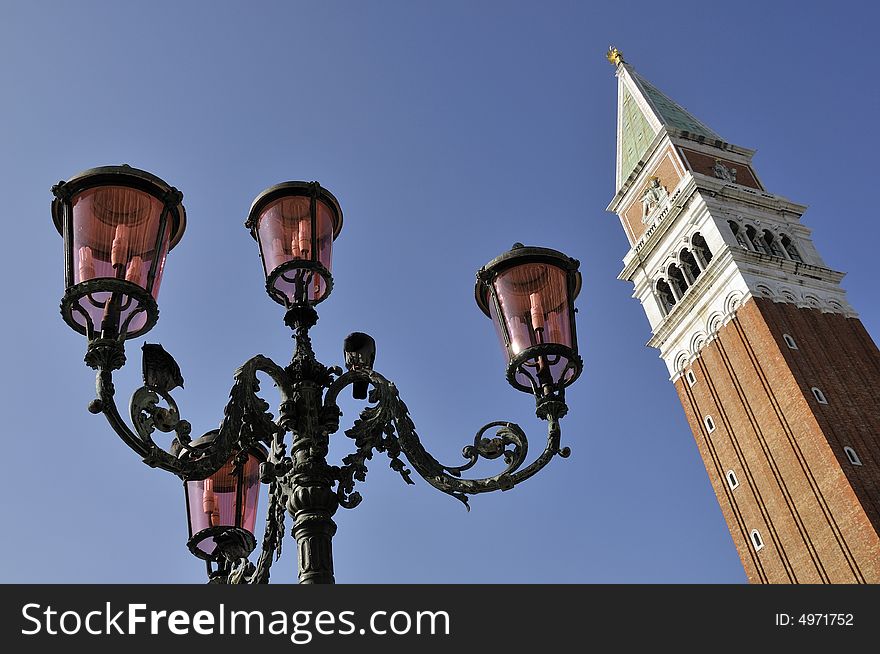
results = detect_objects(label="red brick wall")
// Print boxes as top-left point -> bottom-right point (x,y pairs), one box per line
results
679,147 -> 762,190
621,147 -> 683,244
674,297 -> 880,583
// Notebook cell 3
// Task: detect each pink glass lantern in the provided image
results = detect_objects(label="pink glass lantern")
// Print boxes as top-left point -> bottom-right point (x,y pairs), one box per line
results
182,438 -> 267,562
246,182 -> 343,307
52,166 -> 186,340
476,244 -> 582,396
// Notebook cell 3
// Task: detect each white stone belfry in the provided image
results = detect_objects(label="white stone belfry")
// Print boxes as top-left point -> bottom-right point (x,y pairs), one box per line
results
606,54 -> 855,379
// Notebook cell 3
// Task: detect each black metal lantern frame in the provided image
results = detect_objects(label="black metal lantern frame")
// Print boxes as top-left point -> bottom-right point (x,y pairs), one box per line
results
244,181 -> 343,309
475,244 -> 583,413
51,165 -> 186,342
180,434 -> 268,569
56,168 -> 583,585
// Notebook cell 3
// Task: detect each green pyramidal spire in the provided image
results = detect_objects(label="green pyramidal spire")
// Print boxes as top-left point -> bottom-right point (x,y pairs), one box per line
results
619,83 -> 658,187
609,47 -> 723,187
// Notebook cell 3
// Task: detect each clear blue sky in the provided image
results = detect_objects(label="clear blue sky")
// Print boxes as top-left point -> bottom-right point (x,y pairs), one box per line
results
1,1 -> 878,584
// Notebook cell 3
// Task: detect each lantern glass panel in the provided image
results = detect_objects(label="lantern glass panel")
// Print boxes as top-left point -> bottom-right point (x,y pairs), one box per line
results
492,262 -> 576,388
256,195 -> 335,304
185,451 -> 263,559
70,186 -> 170,335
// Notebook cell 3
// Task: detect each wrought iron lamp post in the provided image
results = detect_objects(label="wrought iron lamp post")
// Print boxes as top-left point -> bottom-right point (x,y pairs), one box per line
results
52,165 -> 583,584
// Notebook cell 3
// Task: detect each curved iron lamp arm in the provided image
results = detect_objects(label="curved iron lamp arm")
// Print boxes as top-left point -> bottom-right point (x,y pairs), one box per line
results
78,309 -> 573,585
84,337 -> 290,481
324,368 -> 570,511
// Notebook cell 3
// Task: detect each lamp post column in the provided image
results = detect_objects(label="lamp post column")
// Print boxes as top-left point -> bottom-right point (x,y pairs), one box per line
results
283,306 -> 339,584
286,393 -> 338,584
289,469 -> 338,584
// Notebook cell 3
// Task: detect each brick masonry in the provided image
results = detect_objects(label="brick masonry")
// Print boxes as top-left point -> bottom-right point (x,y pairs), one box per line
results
674,297 -> 880,583
678,147 -> 762,190
621,146 -> 684,244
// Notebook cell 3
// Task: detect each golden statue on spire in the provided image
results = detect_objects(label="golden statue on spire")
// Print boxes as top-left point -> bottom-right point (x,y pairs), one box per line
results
606,46 -> 624,66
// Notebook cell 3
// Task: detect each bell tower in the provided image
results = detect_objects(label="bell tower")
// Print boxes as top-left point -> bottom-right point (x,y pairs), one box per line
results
606,47 -> 880,583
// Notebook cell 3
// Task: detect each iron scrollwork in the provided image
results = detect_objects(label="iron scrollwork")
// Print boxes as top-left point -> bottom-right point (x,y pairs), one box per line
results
86,337 -> 289,481
324,367 -> 571,511
78,304 -> 572,583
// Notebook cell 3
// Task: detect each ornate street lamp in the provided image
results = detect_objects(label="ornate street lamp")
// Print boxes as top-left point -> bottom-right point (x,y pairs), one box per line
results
53,165 -> 583,584
180,434 -> 267,581
245,181 -> 342,309
476,243 -> 582,411
51,166 -> 185,346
